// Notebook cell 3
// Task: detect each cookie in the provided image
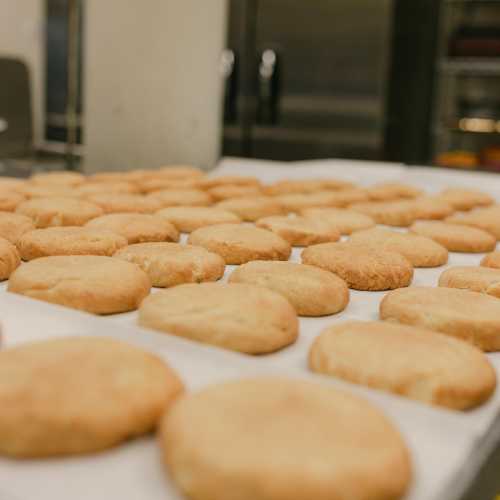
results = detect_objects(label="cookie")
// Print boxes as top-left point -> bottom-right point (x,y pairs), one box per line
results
138,177 -> 203,194
0,212 -> 36,244
412,196 -> 455,220
302,241 -> 413,290
85,213 -> 179,244
215,196 -> 285,221
276,190 -> 366,212
437,188 -> 494,211
349,200 -> 419,227
255,215 -> 340,246
0,191 -> 26,211
160,378 -> 411,500
482,252 -> 500,269
208,184 -> 262,201
8,255 -> 151,314
410,221 -> 496,253
264,178 -> 355,195
114,242 -> 225,287
86,193 -> 163,214
199,175 -> 261,189
300,207 -> 375,235
139,283 -> 298,353
0,238 -> 20,280
87,171 -> 133,183
380,286 -> 500,351
188,224 -> 291,264
148,189 -> 213,208
310,320 -> 496,410
17,184 -> 76,199
156,206 -> 241,233
16,197 -> 104,227
350,227 -> 448,267
439,266 -> 500,299
0,337 -> 183,457
17,227 -> 128,260
76,181 -> 140,197
29,171 -> 85,187
229,261 -> 349,316
0,177 -> 26,191
366,182 -> 423,201
446,206 -> 500,239
157,165 -> 205,179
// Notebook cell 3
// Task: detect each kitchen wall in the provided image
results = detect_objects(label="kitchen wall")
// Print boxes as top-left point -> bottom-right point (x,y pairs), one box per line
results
83,0 -> 228,172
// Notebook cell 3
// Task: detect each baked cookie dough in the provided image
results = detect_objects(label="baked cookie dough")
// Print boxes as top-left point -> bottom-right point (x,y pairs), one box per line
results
412,197 -> 455,220
8,255 -> 151,314
0,191 -> 26,211
160,378 -> 411,500
0,212 -> 35,244
17,184 -> 76,199
17,227 -> 128,260
482,251 -> 500,269
410,221 -> 496,253
16,197 -> 104,227
264,178 -> 355,195
0,177 -> 26,191
139,283 -> 298,353
148,189 -> 213,208
199,175 -> 261,189
256,215 -> 340,246
114,242 -> 225,287
216,196 -> 285,221
208,184 -> 262,201
310,320 -> 496,410
0,337 -> 183,457
380,286 -> 500,351
276,190 -> 366,212
446,206 -> 500,239
157,165 -> 205,179
349,200 -> 419,227
86,194 -> 163,214
29,171 -> 85,187
229,261 -> 349,316
439,266 -> 500,299
302,241 -> 413,291
76,181 -> 140,197
85,213 -> 179,244
366,182 -> 423,201
188,224 -> 291,264
0,238 -> 20,280
350,227 -> 448,267
138,177 -> 203,194
156,206 -> 241,233
437,188 -> 494,211
300,207 -> 375,234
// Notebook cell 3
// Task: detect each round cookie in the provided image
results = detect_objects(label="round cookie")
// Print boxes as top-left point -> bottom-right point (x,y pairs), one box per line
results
158,165 -> 205,179
0,212 -> 35,244
229,261 -> 349,316
412,197 -> 455,220
160,378 -> 411,500
114,242 -> 225,287
438,188 -> 494,211
482,251 -> 500,269
410,221 -> 496,253
302,241 -> 413,291
349,200 -> 419,227
439,266 -> 500,299
76,181 -> 140,197
156,206 -> 241,233
188,224 -> 291,264
216,196 -> 285,221
17,184 -> 76,199
199,175 -> 261,189
0,191 -> 26,211
148,189 -> 213,208
350,227 -> 448,268
17,227 -> 128,260
85,213 -> 179,244
0,238 -> 20,280
366,182 -> 423,201
275,191 -> 366,213
87,171 -> 133,183
300,207 -> 375,235
379,286 -> 500,351
264,178 -> 355,195
138,177 -> 203,194
8,255 -> 151,314
310,320 -> 496,410
86,193 -> 162,214
16,197 -> 104,227
0,177 -> 26,191
30,171 -> 85,187
208,184 -> 262,201
139,283 -> 298,353
0,337 -> 183,458
446,206 -> 500,239
256,215 -> 340,246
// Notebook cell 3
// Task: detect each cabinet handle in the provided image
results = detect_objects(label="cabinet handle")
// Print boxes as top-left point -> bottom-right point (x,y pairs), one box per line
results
257,49 -> 280,125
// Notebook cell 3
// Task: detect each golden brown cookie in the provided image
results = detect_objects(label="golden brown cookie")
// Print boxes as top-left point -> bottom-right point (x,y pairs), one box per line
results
0,191 -> 26,211
17,226 -> 128,260
76,181 -> 140,197
255,215 -> 340,246
300,207 -> 376,235
349,200 -> 419,227
29,171 -> 85,187
188,224 -> 291,264
350,227 -> 448,267
302,241 -> 413,291
208,184 -> 263,201
0,177 -> 26,191
410,221 -> 496,253
264,178 -> 355,195
380,286 -> 500,351
87,171 -> 133,183
16,197 -> 104,227
439,266 -> 500,299
156,206 -> 241,233
0,337 -> 183,458
137,177 -> 203,194
86,193 -> 163,214
437,188 -> 494,211
229,261 -> 349,316
160,378 -> 411,500
157,165 -> 205,179
411,196 -> 455,220
366,182 -> 423,201
215,196 -> 285,221
310,320 -> 496,410
139,283 -> 298,353
446,206 -> 500,239
17,184 -> 77,199
8,255 -> 151,314
0,237 -> 20,280
114,242 -> 225,287
276,190 -> 367,212
0,212 -> 36,244
199,175 -> 261,189
482,251 -> 500,269
148,189 -> 213,208
85,213 -> 179,244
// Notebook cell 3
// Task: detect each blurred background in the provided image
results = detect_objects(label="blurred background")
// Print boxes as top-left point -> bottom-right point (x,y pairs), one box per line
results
1,0 -> 500,174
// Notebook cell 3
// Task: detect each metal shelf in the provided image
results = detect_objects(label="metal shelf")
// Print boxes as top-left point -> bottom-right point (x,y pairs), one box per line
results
440,58 -> 500,75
